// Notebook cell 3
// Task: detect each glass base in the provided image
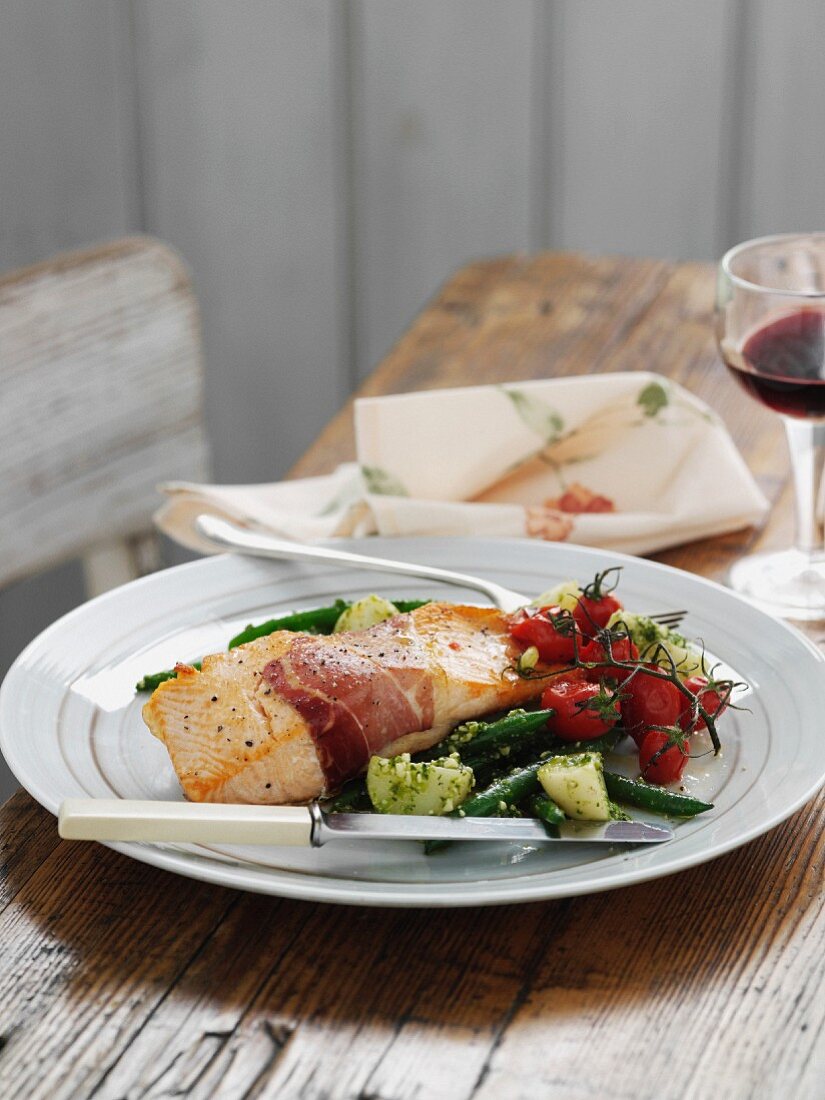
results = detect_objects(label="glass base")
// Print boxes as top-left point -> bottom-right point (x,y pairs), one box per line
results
728,548 -> 825,621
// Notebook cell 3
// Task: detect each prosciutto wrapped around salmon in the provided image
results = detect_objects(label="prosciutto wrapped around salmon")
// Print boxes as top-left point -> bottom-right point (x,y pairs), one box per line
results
143,602 -> 551,804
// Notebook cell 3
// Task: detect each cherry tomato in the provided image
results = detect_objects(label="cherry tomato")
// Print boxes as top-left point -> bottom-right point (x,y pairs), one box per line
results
639,727 -> 689,785
572,570 -> 624,637
621,666 -> 684,747
540,678 -> 620,741
679,675 -> 731,732
579,635 -> 639,682
508,605 -> 578,663
573,593 -> 622,637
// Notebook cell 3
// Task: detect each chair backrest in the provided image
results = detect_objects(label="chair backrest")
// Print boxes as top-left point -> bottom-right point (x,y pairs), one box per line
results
0,236 -> 210,593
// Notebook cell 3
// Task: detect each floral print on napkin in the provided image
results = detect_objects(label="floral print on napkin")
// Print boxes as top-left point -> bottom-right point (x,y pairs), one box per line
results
155,372 -> 769,559
352,372 -> 767,553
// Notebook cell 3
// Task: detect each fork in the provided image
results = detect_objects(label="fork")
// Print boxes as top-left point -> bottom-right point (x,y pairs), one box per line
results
196,515 -> 686,629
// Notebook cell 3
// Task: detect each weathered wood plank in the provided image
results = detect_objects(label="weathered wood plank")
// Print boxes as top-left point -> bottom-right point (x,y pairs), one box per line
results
4,799 -> 820,1099
0,792 -> 61,914
86,893 -> 309,1099
94,892 -> 560,1100
473,794 -> 825,1100
0,237 -> 209,587
0,840 -> 239,1099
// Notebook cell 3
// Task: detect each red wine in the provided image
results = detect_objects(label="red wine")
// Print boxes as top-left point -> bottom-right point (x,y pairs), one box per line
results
724,309 -> 825,417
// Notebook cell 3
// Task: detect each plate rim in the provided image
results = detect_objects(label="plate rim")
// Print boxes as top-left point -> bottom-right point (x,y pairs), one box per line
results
2,536 -> 824,908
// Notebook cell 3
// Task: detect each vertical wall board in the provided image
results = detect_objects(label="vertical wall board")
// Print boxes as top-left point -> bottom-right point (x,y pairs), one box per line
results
543,0 -> 735,262
351,0 -> 537,378
0,2 -> 138,799
133,1 -> 347,483
0,1 -> 138,269
736,0 -> 825,240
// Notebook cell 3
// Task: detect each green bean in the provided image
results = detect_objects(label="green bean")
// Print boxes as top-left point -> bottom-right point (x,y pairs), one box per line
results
547,727 -> 623,758
135,662 -> 202,692
327,715 -> 623,825
228,598 -> 429,649
464,723 -> 622,790
325,778 -> 372,813
136,597 -> 432,692
389,599 -> 432,613
227,600 -> 351,648
325,707 -> 554,815
603,771 -> 712,817
454,761 -> 544,819
423,762 -> 544,853
421,708 -> 554,769
330,707 -> 556,814
528,792 -> 566,829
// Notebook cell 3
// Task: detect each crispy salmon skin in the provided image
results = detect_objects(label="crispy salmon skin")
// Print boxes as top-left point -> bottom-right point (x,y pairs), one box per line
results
143,602 -> 550,804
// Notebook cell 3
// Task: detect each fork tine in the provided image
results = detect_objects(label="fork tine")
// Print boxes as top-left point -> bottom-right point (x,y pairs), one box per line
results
650,610 -> 687,629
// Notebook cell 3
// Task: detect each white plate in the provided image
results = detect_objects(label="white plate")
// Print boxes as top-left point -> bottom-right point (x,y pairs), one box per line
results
1,538 -> 823,907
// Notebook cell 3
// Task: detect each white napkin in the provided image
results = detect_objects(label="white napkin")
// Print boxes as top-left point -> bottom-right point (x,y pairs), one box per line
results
156,372 -> 768,557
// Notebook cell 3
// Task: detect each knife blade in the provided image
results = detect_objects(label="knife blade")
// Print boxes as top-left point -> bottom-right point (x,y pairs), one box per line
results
58,799 -> 673,846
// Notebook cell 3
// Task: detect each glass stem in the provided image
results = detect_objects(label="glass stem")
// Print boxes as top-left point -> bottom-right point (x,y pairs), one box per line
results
782,417 -> 825,556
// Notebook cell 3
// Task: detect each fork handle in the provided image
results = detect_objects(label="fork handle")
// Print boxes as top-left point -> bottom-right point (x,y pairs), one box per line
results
195,514 -> 518,609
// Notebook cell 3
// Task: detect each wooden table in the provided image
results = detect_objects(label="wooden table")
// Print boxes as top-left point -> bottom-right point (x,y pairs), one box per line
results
1,253 -> 822,1100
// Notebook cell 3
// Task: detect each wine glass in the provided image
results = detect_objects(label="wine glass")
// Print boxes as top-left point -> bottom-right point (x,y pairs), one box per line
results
716,232 -> 825,620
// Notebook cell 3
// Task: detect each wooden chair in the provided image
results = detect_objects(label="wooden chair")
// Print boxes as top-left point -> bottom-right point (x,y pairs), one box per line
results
0,237 -> 210,595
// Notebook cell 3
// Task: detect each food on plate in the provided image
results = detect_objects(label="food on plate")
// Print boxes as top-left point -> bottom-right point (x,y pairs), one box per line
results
678,674 -> 731,731
366,752 -> 473,815
602,771 -> 713,817
333,594 -> 400,633
142,601 -> 556,804
605,609 -> 703,679
139,567 -> 741,837
531,570 -> 621,634
540,678 -> 621,741
571,570 -> 624,635
136,597 -> 429,692
508,604 -> 579,662
621,666 -> 685,747
537,753 -> 612,821
328,706 -> 555,815
529,791 -> 567,829
638,727 -> 689,785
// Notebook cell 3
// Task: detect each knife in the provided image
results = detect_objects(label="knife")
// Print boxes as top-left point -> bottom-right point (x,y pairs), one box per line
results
58,799 -> 673,846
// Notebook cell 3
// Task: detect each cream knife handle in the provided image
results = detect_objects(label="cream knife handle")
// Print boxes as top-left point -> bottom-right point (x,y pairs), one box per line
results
58,800 -> 315,847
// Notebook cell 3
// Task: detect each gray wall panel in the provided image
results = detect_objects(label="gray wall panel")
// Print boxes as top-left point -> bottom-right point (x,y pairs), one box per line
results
738,0 -> 825,239
0,0 -> 137,267
133,0 -> 347,482
351,0 -> 537,377
0,1 -> 137,802
544,0 -> 735,261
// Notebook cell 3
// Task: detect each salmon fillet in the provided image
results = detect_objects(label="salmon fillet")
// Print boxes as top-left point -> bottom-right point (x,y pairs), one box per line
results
143,602 -> 550,804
